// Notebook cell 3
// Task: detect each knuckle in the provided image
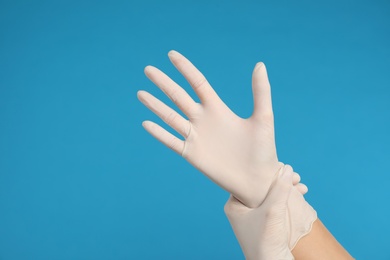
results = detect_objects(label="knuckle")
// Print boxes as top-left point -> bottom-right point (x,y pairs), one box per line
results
188,104 -> 203,120
179,103 -> 191,116
165,112 -> 177,126
168,137 -> 178,151
258,112 -> 274,123
168,88 -> 179,103
224,201 -> 237,217
223,202 -> 231,215
192,77 -> 208,90
223,196 -> 235,215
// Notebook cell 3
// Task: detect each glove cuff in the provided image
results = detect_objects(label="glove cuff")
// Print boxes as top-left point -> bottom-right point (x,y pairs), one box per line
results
287,186 -> 318,250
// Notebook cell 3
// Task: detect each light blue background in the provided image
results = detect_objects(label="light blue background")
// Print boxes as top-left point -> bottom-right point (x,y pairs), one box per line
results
1,0 -> 389,259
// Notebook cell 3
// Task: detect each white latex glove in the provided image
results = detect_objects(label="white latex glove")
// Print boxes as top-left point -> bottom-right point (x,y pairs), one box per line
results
138,50 -> 283,207
292,171 -> 308,195
225,165 -> 317,259
284,165 -> 317,250
224,164 -> 295,260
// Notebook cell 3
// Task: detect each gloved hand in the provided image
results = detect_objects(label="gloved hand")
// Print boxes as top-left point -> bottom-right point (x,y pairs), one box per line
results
225,165 -> 317,259
224,164 -> 296,260
284,166 -> 317,250
138,50 -> 284,207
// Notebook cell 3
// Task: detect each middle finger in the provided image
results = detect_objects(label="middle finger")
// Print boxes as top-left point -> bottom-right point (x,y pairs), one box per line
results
144,65 -> 200,118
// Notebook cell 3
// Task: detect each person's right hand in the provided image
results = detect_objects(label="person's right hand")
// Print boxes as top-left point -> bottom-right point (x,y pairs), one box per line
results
138,50 -> 286,208
224,164 -> 296,260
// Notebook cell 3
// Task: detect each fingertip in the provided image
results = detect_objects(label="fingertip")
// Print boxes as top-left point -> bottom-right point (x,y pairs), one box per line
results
144,65 -> 154,74
277,161 -> 285,169
296,183 -> 309,195
254,62 -> 264,71
137,90 -> 151,105
168,50 -> 179,58
279,164 -> 293,183
292,172 -> 301,185
303,185 -> 308,194
283,164 -> 294,175
144,65 -> 156,76
142,120 -> 153,129
137,90 -> 145,99
284,164 -> 294,175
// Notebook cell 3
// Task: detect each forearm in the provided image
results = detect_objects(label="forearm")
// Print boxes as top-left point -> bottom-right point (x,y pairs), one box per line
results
292,218 -> 354,260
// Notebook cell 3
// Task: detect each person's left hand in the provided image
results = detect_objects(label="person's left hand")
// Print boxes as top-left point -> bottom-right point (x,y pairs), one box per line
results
138,50 -> 287,207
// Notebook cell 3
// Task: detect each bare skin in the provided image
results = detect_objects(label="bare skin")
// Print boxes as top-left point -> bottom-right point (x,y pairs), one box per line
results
292,218 -> 354,260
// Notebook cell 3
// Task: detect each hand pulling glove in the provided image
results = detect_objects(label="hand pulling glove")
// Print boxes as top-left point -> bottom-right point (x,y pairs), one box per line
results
225,164 -> 295,260
225,165 -> 317,259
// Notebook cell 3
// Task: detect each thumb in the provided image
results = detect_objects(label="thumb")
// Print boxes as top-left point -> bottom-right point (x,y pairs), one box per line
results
251,62 -> 274,121
262,165 -> 294,209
